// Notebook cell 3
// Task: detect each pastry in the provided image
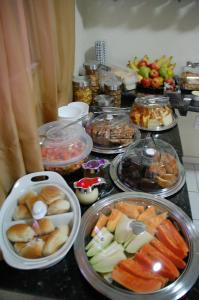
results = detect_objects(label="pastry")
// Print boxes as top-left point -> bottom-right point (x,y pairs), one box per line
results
7,224 -> 36,242
39,185 -> 66,205
47,199 -> 70,215
32,218 -> 55,236
24,195 -> 40,213
13,204 -> 31,221
43,225 -> 69,256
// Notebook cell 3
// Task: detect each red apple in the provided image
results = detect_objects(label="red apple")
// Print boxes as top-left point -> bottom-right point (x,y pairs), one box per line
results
149,63 -> 160,71
141,78 -> 152,88
150,69 -> 159,78
151,77 -> 162,89
165,78 -> 175,86
137,60 -> 148,68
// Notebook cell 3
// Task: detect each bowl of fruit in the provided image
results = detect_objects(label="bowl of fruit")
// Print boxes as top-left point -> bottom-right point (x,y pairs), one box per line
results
74,192 -> 199,300
38,121 -> 93,175
127,55 -> 176,92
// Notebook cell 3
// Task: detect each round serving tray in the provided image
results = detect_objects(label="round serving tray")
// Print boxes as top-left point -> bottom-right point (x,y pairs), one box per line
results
74,191 -> 199,300
109,154 -> 186,197
92,127 -> 141,155
132,116 -> 177,132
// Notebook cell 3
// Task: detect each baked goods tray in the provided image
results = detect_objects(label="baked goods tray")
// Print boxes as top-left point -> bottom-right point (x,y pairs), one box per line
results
0,171 -> 81,270
92,127 -> 141,154
133,116 -> 177,132
109,154 -> 186,198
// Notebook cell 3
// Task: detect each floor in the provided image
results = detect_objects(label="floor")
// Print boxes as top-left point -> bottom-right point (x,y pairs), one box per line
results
184,161 -> 199,235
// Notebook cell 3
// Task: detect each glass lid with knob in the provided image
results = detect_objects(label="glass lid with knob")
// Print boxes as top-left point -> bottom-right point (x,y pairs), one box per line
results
115,135 -> 185,195
85,110 -> 141,154
130,95 -> 176,131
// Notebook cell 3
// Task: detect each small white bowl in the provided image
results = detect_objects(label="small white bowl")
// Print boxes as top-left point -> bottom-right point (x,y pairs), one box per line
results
68,102 -> 89,117
58,106 -> 82,122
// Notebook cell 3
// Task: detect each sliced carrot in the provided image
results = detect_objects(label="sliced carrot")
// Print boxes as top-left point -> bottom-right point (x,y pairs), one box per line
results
119,258 -> 168,286
106,209 -> 123,232
137,206 -> 157,222
144,212 -> 168,234
162,219 -> 189,257
91,214 -> 109,237
137,244 -> 180,280
151,239 -> 186,269
112,266 -> 163,293
115,202 -> 144,219
156,224 -> 186,259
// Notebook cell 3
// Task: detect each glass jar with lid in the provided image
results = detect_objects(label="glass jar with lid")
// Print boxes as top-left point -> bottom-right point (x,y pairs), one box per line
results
84,61 -> 100,101
104,79 -> 122,107
93,94 -> 114,107
130,95 -> 175,130
73,76 -> 92,105
181,61 -> 199,90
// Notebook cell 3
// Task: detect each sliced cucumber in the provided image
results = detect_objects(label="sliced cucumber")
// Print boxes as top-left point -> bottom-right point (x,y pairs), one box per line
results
86,229 -> 113,257
85,227 -> 111,250
115,215 -> 135,244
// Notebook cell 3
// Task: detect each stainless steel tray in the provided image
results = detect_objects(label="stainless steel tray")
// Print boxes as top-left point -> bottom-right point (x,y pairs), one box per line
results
74,191 -> 199,300
133,116 -> 177,132
109,154 -> 186,197
92,127 -> 141,154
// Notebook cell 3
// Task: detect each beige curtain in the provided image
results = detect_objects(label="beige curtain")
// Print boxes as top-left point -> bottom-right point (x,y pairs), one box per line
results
0,0 -> 75,205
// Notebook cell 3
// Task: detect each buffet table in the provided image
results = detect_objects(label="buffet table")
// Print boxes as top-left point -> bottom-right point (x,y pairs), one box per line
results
0,124 -> 199,300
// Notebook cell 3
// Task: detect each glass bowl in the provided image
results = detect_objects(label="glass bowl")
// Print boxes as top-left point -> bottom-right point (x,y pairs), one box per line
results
74,192 -> 199,300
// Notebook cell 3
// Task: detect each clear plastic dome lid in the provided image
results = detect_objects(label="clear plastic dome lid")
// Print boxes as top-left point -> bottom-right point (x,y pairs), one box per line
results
85,111 -> 137,149
130,96 -> 175,130
118,135 -> 181,193
38,121 -> 93,166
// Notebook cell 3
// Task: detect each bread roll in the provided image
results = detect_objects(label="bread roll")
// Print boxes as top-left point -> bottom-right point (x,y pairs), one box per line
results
7,224 -> 36,242
13,204 -> 31,221
32,218 -> 55,235
18,191 -> 37,205
39,185 -> 66,205
14,242 -> 26,254
47,199 -> 70,215
24,195 -> 41,213
43,225 -> 69,256
15,239 -> 44,259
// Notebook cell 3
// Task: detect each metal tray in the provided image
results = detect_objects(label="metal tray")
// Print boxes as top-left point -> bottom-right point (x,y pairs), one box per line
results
92,127 -> 141,154
109,154 -> 186,197
74,191 -> 199,300
133,116 -> 177,132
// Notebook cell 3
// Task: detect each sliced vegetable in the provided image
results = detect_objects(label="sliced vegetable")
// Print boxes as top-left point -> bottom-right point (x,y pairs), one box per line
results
92,250 -> 126,273
125,231 -> 154,253
112,266 -> 163,293
89,241 -> 124,265
151,239 -> 186,269
144,212 -> 168,234
137,206 -> 157,222
137,244 -> 180,280
118,258 -> 168,285
114,215 -> 136,244
91,214 -> 109,237
86,227 -> 113,257
115,202 -> 144,219
106,209 -> 123,232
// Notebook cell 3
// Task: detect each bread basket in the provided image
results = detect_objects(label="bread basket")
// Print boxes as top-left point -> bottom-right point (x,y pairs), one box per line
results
0,171 -> 81,270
